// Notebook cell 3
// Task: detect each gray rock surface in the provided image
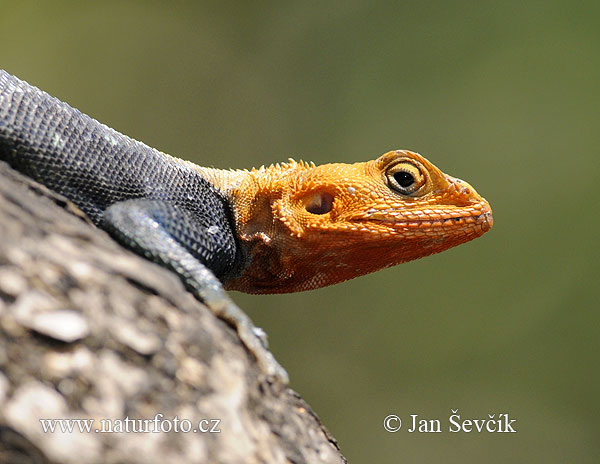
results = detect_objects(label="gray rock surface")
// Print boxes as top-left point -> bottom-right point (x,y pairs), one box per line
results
0,162 -> 345,464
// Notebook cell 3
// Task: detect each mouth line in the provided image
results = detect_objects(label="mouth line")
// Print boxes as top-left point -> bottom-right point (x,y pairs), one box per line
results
353,210 -> 493,229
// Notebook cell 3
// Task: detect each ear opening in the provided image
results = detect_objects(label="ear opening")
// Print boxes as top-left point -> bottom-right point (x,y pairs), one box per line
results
305,192 -> 334,215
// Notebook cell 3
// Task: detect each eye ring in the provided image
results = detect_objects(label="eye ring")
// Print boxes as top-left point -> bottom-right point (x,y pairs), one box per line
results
386,161 -> 426,195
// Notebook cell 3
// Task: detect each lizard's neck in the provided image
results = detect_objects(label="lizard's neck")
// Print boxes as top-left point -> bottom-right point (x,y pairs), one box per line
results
194,161 -> 298,242
194,162 -> 311,290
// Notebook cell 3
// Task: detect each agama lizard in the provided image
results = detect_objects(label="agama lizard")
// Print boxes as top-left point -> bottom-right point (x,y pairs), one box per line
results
0,70 -> 493,384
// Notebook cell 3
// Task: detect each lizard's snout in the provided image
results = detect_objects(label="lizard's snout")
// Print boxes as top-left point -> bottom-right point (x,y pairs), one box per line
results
479,205 -> 493,231
445,175 -> 493,231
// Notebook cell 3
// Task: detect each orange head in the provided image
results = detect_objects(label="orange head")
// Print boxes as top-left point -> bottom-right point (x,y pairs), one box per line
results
216,150 -> 492,294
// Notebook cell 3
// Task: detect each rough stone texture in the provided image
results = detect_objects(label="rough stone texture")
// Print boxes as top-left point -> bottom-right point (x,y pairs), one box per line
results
0,162 -> 345,464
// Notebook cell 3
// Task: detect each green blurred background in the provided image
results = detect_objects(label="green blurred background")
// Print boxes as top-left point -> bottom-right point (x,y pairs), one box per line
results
1,1 -> 598,462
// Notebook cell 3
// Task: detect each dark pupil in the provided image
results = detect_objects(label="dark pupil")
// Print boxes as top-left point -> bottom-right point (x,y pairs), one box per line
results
394,171 -> 415,188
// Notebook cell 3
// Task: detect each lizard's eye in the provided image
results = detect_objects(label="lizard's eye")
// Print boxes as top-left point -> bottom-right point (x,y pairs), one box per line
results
394,171 -> 414,188
386,162 -> 426,195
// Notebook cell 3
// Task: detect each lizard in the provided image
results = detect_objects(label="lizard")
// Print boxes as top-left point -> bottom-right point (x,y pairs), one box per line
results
0,70 -> 493,384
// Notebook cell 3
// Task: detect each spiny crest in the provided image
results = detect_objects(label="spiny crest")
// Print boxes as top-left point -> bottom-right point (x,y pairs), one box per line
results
249,158 -> 316,173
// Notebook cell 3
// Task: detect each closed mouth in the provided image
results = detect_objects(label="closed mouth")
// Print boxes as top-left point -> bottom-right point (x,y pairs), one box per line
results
359,206 -> 492,226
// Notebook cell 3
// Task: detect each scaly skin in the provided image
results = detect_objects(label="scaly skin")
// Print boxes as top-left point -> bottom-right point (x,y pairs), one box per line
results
198,150 -> 493,294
